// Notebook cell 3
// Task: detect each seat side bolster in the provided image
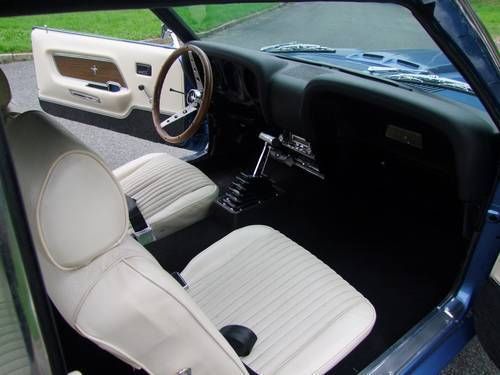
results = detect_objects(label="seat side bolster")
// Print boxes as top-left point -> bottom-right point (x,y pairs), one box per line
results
113,153 -> 165,181
75,253 -> 248,375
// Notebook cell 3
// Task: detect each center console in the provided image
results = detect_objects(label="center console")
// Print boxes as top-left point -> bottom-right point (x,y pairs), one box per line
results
218,133 -> 279,214
215,131 -> 322,227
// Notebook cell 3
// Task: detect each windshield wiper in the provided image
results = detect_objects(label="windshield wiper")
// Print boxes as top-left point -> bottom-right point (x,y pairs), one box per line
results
380,72 -> 474,95
261,42 -> 336,53
367,66 -> 429,74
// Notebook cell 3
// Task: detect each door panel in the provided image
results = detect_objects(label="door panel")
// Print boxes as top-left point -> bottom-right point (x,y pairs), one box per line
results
32,27 -> 185,119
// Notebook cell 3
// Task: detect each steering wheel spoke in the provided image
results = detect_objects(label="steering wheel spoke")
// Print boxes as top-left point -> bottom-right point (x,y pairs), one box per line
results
188,50 -> 204,91
161,105 -> 198,128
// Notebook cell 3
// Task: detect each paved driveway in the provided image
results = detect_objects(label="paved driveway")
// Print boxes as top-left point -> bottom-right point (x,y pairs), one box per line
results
206,2 -> 437,51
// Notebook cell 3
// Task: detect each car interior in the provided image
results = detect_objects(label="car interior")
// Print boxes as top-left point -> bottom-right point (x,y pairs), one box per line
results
0,5 -> 498,375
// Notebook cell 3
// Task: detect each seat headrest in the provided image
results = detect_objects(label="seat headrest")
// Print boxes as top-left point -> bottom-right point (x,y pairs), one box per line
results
0,68 -> 11,109
6,111 -> 129,270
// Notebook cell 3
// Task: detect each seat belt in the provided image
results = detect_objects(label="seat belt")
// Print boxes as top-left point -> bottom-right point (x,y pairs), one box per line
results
171,272 -> 189,290
125,194 -> 155,245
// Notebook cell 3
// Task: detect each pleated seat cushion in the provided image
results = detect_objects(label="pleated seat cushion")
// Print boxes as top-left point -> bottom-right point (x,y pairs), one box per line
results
182,225 -> 376,375
114,153 -> 218,239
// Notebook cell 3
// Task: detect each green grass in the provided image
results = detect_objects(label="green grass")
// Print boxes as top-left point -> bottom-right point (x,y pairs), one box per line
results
175,4 -> 275,33
0,10 -> 163,53
0,5 -> 275,54
470,0 -> 500,40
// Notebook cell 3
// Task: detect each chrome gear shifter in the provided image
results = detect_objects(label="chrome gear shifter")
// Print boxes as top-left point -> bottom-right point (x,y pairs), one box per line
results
252,133 -> 279,177
218,132 -> 278,212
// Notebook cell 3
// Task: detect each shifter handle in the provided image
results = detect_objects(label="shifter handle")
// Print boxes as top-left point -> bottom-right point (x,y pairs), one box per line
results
259,132 -> 280,147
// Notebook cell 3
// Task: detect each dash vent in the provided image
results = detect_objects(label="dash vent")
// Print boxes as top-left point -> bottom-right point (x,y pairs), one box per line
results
362,53 -> 384,60
396,59 -> 420,69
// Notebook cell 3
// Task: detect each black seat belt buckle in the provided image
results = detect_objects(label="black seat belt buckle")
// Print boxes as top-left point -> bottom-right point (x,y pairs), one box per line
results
126,194 -> 156,245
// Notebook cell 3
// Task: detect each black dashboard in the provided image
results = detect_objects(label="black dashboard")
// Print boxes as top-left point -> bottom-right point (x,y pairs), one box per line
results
211,58 -> 259,106
194,41 -> 498,204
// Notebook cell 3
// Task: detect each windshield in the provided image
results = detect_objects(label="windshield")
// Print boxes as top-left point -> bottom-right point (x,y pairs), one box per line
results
180,2 -> 437,50
174,2 -> 484,109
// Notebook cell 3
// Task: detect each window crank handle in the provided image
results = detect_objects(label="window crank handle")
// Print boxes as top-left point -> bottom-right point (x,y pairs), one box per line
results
138,84 -> 152,103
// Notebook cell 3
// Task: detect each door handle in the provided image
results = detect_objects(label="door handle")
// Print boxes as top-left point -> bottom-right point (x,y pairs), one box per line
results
69,89 -> 101,103
86,82 -> 122,92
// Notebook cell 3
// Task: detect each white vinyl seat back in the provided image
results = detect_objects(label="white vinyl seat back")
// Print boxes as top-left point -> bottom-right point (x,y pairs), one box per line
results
5,111 -> 248,375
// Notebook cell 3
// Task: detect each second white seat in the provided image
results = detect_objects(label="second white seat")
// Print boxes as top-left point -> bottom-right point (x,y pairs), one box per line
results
114,153 -> 218,240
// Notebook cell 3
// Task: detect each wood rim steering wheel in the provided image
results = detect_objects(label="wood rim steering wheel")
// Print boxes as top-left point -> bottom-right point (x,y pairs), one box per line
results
152,44 -> 213,144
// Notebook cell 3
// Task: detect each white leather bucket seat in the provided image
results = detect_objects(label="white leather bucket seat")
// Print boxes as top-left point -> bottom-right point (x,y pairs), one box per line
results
6,111 -> 376,374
